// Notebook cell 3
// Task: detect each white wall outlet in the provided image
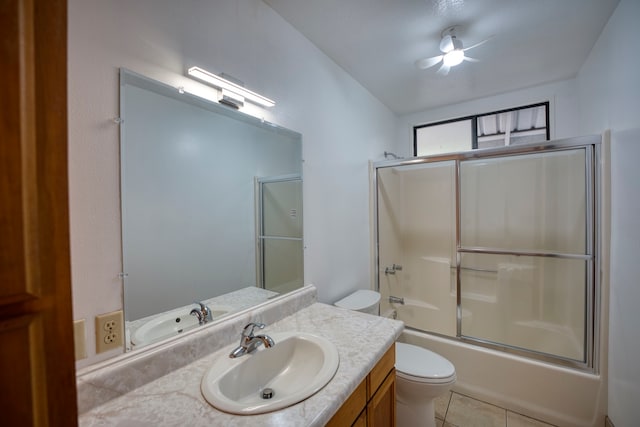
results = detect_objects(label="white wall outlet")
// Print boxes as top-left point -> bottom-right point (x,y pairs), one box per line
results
95,310 -> 124,353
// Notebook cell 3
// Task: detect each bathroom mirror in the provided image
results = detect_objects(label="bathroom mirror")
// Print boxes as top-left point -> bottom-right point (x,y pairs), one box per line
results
120,69 -> 303,350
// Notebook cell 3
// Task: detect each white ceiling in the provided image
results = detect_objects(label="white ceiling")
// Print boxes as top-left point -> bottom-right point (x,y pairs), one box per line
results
263,0 -> 619,115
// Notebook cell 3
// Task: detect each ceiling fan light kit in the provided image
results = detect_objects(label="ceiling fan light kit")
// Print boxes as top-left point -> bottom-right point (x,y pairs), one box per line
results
443,49 -> 464,66
415,25 -> 490,75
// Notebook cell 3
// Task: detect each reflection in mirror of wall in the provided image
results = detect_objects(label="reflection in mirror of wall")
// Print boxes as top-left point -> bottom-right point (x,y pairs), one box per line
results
119,69 -> 304,351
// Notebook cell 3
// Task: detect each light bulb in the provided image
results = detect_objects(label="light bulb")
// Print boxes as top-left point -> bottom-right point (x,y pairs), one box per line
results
443,49 -> 464,67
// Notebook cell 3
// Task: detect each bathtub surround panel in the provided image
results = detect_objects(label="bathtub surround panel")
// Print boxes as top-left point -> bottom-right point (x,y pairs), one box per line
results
77,286 -> 404,426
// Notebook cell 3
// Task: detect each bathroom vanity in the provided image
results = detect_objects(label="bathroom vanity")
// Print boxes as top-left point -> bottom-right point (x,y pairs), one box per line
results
327,344 -> 396,426
77,285 -> 403,426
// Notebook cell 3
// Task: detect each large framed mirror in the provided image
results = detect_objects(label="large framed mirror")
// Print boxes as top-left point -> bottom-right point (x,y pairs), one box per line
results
120,69 -> 303,350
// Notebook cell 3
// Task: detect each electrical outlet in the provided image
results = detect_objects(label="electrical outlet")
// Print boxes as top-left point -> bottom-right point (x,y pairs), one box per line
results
95,310 -> 123,353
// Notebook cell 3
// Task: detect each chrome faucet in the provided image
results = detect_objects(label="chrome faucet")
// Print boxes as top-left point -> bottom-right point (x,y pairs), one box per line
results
229,322 -> 275,358
190,301 -> 213,325
389,295 -> 405,305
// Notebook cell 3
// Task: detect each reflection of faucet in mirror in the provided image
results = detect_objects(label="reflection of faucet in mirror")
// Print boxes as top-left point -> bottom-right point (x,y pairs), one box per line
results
190,301 -> 213,325
229,322 -> 275,358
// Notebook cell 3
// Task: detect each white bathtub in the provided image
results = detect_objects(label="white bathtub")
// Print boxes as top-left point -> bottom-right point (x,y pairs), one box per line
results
400,328 -> 607,427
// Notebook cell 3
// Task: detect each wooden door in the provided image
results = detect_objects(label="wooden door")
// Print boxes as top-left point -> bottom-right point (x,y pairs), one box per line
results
0,0 -> 78,425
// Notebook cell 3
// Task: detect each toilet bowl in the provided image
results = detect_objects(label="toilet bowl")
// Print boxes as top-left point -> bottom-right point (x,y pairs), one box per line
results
395,342 -> 456,427
334,290 -> 456,427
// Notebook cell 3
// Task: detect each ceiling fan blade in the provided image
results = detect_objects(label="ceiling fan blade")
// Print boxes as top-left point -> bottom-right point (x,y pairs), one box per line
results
436,63 -> 450,76
463,56 -> 479,63
415,55 -> 443,70
439,34 -> 455,53
463,35 -> 493,52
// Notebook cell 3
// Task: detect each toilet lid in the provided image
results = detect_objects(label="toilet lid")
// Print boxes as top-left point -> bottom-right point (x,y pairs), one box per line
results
395,342 -> 455,382
334,290 -> 380,311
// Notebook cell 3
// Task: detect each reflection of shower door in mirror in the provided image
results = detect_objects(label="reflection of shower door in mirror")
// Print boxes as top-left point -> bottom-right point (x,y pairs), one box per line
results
256,175 -> 303,294
376,162 -> 457,336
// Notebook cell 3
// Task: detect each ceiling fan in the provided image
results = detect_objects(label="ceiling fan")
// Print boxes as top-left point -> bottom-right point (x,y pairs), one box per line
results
415,26 -> 491,75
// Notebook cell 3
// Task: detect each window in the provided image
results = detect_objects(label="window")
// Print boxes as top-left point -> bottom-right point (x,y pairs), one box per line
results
414,102 -> 549,157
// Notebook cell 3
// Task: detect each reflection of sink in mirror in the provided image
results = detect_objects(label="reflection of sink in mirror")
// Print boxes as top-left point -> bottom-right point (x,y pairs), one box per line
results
130,306 -> 231,347
201,332 -> 339,415
125,287 -> 281,351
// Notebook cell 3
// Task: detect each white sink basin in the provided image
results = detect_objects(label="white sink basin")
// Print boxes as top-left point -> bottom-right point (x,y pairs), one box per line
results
201,332 -> 340,414
131,306 -> 230,346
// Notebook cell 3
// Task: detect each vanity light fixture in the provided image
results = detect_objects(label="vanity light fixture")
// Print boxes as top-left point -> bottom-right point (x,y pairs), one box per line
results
219,89 -> 245,110
187,66 -> 275,108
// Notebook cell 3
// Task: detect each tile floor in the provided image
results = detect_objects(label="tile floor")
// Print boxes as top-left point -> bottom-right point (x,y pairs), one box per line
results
434,391 -> 557,427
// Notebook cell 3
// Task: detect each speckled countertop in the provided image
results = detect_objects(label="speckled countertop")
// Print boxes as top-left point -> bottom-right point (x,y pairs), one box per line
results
78,300 -> 404,426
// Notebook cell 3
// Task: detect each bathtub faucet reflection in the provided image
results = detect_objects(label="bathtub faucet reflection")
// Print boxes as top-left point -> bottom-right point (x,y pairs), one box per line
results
389,295 -> 405,305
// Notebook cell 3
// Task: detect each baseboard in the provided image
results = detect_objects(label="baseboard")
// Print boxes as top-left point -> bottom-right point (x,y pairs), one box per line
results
605,415 -> 615,427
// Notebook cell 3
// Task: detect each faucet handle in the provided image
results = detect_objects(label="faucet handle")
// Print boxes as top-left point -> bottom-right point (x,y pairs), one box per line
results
242,322 -> 265,338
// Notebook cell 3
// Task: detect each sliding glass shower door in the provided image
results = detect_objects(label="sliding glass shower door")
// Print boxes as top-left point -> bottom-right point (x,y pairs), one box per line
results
377,161 -> 457,336
459,149 -> 591,362
375,137 -> 600,370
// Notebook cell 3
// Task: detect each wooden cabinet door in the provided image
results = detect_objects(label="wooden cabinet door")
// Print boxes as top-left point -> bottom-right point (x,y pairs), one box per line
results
353,409 -> 367,427
367,370 -> 396,427
327,380 -> 367,427
0,0 -> 78,425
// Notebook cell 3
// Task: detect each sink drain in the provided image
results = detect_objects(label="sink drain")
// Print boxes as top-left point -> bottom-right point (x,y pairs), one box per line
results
261,388 -> 275,399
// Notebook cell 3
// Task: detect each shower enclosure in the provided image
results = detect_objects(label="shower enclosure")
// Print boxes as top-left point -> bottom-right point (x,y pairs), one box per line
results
375,135 -> 601,370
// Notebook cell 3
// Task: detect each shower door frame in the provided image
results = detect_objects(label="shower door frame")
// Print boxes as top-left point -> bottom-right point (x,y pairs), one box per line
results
373,134 -> 602,372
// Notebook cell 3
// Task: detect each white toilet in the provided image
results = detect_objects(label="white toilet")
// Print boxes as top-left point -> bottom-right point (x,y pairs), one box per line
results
334,290 -> 456,427
395,342 -> 456,427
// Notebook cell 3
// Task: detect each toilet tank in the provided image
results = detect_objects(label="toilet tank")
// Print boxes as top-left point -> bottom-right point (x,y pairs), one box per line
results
334,290 -> 381,315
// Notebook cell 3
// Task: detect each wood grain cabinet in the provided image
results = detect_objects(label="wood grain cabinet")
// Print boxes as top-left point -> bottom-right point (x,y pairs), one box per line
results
327,344 -> 396,427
